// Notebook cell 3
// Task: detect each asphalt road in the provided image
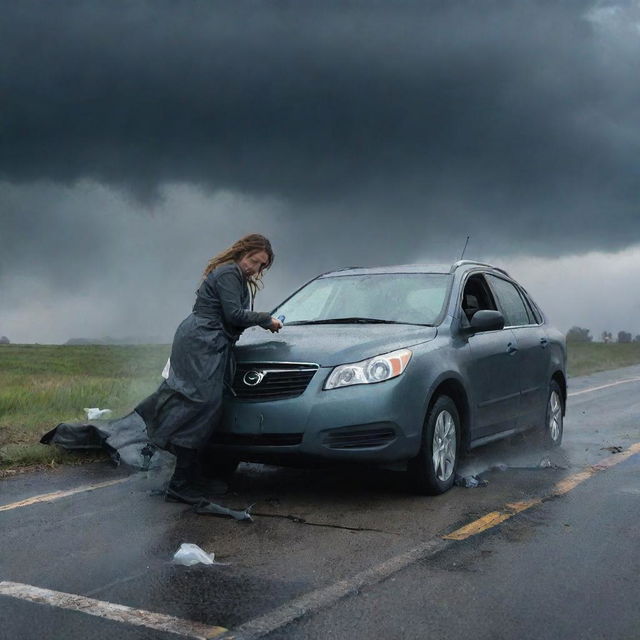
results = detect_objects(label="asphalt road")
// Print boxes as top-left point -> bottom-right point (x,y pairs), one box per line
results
1,365 -> 639,640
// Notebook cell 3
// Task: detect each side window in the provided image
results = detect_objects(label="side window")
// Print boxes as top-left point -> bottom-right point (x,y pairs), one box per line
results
519,288 -> 543,324
461,274 -> 498,322
485,275 -> 530,327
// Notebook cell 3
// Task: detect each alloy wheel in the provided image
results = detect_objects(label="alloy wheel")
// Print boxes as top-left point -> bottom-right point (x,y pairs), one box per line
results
548,390 -> 562,442
432,410 -> 456,481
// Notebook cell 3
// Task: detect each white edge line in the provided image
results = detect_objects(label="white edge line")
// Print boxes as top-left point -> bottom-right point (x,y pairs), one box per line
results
568,377 -> 640,397
0,581 -> 226,639
0,477 -> 132,512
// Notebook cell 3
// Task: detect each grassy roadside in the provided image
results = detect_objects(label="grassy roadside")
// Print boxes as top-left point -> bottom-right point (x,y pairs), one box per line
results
0,344 -> 169,474
1,341 -> 640,474
566,341 -> 640,377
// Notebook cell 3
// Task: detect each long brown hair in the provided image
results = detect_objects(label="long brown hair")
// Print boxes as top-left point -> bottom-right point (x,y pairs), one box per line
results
203,234 -> 274,297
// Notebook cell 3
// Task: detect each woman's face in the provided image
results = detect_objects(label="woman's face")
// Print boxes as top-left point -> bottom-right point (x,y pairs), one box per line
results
237,250 -> 270,277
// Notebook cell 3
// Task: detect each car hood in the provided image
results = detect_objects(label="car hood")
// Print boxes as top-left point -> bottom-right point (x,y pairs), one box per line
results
234,324 -> 437,367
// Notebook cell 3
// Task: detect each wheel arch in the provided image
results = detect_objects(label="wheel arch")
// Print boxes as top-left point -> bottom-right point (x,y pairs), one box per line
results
551,369 -> 567,416
425,376 -> 471,451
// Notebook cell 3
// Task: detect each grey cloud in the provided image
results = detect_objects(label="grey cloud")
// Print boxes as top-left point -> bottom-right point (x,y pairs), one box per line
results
1,1 -> 640,255
0,181 -> 292,342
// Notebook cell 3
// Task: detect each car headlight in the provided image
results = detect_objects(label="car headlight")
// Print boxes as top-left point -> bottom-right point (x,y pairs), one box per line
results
324,348 -> 412,390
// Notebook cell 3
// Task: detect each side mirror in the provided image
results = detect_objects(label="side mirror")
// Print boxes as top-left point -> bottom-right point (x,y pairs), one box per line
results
468,310 -> 505,333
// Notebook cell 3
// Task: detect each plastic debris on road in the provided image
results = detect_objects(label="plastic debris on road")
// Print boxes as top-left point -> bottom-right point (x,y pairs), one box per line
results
172,543 -> 216,566
490,458 -> 566,471
454,474 -> 488,488
194,501 -> 254,521
600,445 -> 623,454
84,408 -> 113,420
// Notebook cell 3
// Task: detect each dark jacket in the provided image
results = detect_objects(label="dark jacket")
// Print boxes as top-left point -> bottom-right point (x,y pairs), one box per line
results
193,263 -> 272,339
167,263 -> 272,403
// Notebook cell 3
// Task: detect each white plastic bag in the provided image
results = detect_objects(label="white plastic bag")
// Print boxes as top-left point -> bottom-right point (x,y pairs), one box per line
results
172,543 -> 215,566
84,408 -> 113,420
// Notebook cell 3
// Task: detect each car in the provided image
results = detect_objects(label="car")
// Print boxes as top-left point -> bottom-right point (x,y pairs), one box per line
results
204,260 -> 567,494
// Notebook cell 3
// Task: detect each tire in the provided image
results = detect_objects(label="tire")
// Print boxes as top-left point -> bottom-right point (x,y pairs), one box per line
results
408,395 -> 460,495
543,380 -> 564,448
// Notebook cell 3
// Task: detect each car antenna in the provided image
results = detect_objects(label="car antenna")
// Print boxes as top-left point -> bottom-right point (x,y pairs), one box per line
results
459,235 -> 470,260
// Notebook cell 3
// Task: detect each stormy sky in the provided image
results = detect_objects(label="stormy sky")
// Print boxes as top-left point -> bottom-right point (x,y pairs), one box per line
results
1,0 -> 639,343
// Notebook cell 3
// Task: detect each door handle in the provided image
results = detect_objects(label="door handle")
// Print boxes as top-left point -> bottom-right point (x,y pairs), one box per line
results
507,342 -> 518,355
540,337 -> 549,348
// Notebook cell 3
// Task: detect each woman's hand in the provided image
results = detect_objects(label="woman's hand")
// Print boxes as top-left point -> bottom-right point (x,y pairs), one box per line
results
268,317 -> 283,333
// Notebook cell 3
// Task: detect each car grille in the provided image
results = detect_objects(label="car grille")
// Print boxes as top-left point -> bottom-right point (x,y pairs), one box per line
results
231,362 -> 318,400
209,432 -> 303,446
322,426 -> 396,449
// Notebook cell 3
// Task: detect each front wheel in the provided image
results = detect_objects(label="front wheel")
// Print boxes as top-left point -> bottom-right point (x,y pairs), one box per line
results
408,395 -> 460,495
543,381 -> 564,448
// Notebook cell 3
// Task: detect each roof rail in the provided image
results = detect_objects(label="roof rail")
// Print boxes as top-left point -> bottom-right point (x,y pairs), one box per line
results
450,260 -> 511,277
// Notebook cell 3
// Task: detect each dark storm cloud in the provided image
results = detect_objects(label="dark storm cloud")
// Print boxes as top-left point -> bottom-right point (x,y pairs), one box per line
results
1,0 -> 640,255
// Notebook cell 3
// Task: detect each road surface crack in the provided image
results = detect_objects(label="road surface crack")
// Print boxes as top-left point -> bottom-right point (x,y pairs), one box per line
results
251,511 -> 391,533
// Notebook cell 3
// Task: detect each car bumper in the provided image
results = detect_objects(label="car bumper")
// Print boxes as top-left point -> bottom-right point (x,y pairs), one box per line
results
210,366 -> 425,464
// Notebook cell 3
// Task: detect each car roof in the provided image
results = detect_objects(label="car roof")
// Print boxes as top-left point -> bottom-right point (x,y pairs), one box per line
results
318,260 -> 511,278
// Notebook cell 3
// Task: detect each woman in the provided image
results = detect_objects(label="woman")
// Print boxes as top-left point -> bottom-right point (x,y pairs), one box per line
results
136,234 -> 282,504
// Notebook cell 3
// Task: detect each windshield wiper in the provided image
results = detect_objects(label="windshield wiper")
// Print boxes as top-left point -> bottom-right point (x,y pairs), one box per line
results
285,317 -> 428,326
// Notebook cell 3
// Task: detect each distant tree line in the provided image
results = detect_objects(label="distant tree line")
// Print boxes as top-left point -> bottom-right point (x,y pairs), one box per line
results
566,327 -> 640,343
0,336 -> 10,344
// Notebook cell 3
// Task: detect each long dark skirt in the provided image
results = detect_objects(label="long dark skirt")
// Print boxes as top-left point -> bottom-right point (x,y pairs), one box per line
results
143,314 -> 235,450
135,380 -> 224,450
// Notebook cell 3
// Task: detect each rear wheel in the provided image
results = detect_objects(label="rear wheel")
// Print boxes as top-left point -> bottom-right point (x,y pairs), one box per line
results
408,395 -> 460,495
543,380 -> 564,448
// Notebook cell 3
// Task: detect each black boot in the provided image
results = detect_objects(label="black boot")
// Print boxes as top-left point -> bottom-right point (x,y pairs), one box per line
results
165,445 -> 206,505
192,453 -> 229,497
192,473 -> 229,497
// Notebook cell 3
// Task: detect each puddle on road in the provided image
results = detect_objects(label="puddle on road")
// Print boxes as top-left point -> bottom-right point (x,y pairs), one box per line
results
94,563 -> 312,629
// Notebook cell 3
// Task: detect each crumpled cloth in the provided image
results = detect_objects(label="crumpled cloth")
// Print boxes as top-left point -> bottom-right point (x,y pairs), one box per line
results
40,411 -> 153,469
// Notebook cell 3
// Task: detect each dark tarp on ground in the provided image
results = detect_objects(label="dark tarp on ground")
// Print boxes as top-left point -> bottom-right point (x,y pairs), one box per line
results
40,410 -> 153,469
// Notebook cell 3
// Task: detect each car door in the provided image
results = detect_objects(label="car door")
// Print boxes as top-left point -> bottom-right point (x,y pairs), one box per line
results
485,274 -> 549,429
460,273 -> 522,439
518,285 -> 552,427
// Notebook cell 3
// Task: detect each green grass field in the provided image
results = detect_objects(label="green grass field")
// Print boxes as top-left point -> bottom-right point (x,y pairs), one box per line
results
1,341 -> 639,473
566,341 -> 640,377
0,344 -> 169,472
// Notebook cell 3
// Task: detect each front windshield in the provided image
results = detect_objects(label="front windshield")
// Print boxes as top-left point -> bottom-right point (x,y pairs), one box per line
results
274,273 -> 452,325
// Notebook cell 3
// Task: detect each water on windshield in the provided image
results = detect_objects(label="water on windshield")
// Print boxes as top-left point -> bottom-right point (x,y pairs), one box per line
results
274,273 -> 451,325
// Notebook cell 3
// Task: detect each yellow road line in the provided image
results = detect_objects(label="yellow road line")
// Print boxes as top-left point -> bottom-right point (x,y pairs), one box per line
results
0,477 -> 131,513
0,581 -> 227,639
442,511 -> 513,539
568,377 -> 640,397
444,441 -> 640,540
